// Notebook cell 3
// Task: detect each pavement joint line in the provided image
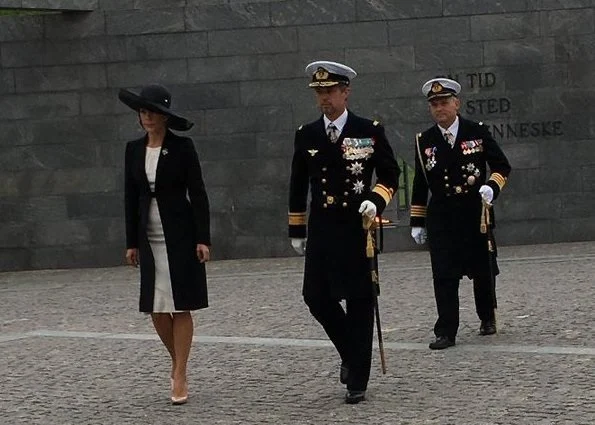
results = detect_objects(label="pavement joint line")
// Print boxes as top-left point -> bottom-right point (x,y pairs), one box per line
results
3,330 -> 594,356
0,333 -> 32,343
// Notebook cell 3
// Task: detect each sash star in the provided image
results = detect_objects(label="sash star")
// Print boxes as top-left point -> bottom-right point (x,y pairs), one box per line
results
353,180 -> 365,194
347,161 -> 364,175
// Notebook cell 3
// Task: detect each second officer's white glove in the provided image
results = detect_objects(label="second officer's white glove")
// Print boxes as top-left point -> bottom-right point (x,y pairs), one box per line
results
291,238 -> 306,255
479,185 -> 494,204
411,227 -> 427,245
358,200 -> 377,220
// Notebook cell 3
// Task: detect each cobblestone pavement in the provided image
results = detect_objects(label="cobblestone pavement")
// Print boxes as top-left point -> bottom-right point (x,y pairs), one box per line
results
1,242 -> 594,425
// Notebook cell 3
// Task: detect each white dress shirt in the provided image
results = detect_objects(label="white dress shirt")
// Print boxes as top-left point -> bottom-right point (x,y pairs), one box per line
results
438,115 -> 460,148
324,108 -> 348,135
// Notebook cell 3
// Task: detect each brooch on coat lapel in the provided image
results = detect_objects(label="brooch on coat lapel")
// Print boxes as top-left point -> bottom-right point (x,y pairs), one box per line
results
161,148 -> 169,156
424,146 -> 437,171
307,149 -> 318,157
342,138 -> 375,160
460,139 -> 483,155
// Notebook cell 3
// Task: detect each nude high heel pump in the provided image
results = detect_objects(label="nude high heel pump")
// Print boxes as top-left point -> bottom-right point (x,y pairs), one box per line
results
171,380 -> 188,405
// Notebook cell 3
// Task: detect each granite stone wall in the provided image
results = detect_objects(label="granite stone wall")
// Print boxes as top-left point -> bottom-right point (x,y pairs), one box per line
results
1,0 -> 594,270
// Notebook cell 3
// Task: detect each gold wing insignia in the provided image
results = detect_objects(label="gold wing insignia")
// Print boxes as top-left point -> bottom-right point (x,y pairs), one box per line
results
307,149 -> 318,156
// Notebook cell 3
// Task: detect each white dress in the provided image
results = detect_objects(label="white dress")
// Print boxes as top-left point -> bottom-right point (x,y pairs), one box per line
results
145,147 -> 183,313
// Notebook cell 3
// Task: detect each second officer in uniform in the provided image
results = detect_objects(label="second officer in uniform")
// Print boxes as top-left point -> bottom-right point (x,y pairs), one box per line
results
288,61 -> 400,404
410,77 -> 511,350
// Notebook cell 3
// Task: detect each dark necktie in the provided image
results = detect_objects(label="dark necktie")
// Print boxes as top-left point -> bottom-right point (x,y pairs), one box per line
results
444,131 -> 455,148
327,123 -> 339,143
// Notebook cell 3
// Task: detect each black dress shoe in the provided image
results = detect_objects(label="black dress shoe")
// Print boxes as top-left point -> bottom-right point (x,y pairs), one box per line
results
429,336 -> 455,350
340,362 -> 349,384
480,320 -> 497,335
345,390 -> 365,404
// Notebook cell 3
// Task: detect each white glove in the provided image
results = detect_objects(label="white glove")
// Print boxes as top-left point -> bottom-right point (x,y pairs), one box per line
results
291,238 -> 306,255
479,185 -> 494,204
411,227 -> 427,245
358,200 -> 377,220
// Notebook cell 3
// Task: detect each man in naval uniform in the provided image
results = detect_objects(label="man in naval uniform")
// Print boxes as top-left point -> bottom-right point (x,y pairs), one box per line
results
410,77 -> 511,350
288,61 -> 400,404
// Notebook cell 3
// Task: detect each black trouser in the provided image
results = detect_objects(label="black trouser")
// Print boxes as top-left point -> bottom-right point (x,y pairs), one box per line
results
305,295 -> 375,391
433,276 -> 496,338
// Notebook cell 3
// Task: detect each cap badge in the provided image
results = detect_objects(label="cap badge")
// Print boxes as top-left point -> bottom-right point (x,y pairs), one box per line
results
431,82 -> 443,93
315,67 -> 329,80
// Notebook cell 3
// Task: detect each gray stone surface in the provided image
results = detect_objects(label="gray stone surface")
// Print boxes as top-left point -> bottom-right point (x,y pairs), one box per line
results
15,65 -> 107,93
98,0 -> 134,10
208,27 -> 298,55
388,16 -> 471,46
356,0 -> 442,20
414,41 -> 484,69
1,242 -> 594,423
345,46 -> 415,72
0,2 -> 595,270
0,16 -> 43,41
299,22 -> 388,50
186,3 -> 270,30
43,38 -> 126,65
43,12 -> 105,39
543,8 -> 595,36
484,38 -> 556,65
443,0 -> 531,15
503,63 -> 568,90
124,32 -> 208,61
0,92 -> 79,120
106,59 -> 188,87
21,0 -> 97,9
105,9 -> 185,35
272,0 -> 355,26
1,41 -> 44,67
471,12 -> 541,40
0,68 -> 15,94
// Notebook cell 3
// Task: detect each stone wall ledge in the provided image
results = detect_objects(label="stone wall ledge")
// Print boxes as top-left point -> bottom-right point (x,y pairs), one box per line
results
0,0 -> 96,11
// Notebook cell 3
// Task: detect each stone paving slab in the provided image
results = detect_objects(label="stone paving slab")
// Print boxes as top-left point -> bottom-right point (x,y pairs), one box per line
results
1,242 -> 594,424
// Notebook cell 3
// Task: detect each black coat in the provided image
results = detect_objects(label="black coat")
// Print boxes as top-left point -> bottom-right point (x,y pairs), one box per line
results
410,116 -> 511,280
289,111 -> 401,300
124,131 -> 210,312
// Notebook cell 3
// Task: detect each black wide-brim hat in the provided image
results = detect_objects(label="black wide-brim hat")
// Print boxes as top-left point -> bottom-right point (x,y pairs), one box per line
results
118,84 -> 193,132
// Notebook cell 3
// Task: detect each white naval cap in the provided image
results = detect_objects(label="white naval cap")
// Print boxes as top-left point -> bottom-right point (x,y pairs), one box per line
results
305,60 -> 357,88
421,77 -> 462,100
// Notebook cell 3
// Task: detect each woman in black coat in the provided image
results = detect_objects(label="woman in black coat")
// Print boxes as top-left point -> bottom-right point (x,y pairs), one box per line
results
120,85 -> 210,405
